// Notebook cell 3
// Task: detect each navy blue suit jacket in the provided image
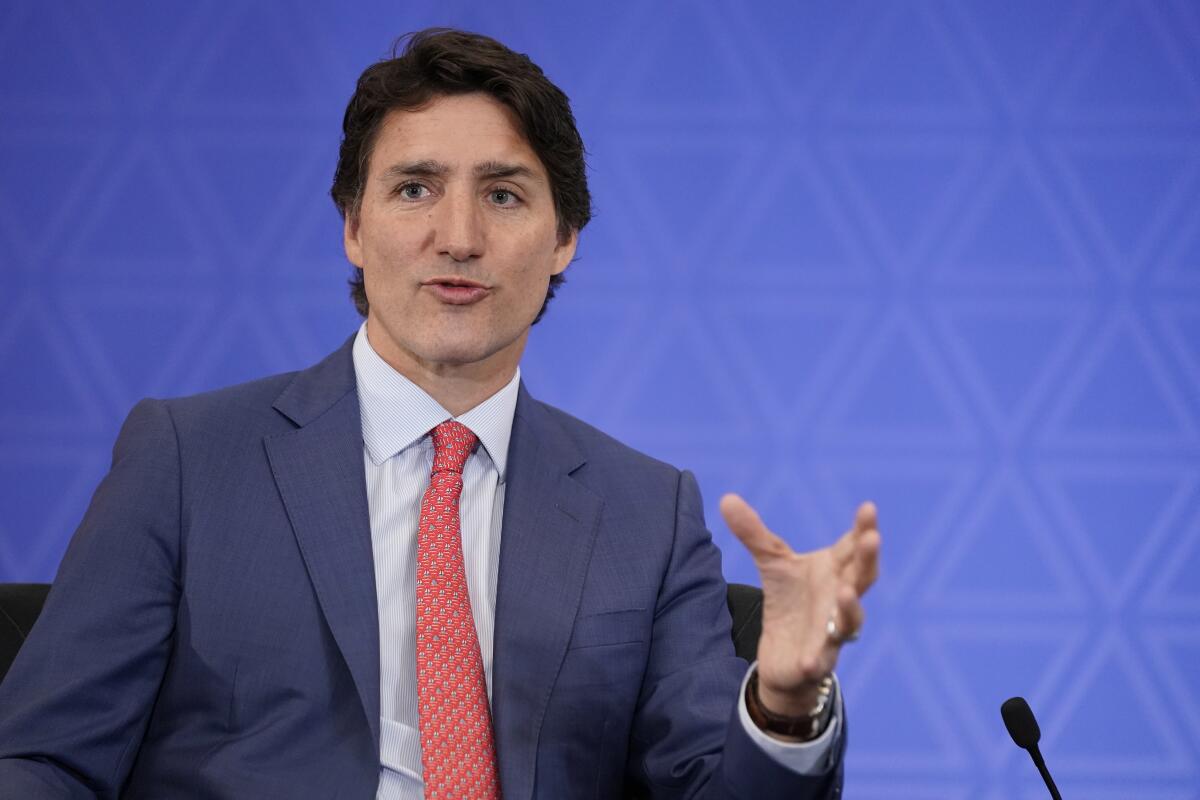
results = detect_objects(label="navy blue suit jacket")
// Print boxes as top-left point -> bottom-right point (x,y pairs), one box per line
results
0,337 -> 844,798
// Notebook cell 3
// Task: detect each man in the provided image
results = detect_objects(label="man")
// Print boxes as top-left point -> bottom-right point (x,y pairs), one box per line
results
0,29 -> 880,798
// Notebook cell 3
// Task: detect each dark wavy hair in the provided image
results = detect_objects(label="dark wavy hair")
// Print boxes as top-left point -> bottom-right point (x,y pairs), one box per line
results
331,28 -> 591,323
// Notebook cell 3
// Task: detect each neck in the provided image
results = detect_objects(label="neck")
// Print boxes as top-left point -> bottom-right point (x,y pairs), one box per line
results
364,319 -> 523,417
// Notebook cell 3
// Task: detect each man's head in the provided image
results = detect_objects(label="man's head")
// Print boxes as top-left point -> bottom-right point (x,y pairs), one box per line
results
331,28 -> 591,323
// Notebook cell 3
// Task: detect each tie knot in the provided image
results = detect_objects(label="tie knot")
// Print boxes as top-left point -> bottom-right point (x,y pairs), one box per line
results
430,420 -> 477,474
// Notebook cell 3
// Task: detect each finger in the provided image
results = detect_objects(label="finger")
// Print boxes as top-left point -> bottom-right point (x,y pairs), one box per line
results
833,500 -> 878,566
719,493 -> 791,561
834,586 -> 865,643
854,500 -> 877,534
832,527 -> 857,568
853,527 -> 881,595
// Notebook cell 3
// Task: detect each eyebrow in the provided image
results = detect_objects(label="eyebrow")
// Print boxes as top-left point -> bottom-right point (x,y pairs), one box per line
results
379,160 -> 447,182
378,160 -> 542,184
473,160 -> 541,182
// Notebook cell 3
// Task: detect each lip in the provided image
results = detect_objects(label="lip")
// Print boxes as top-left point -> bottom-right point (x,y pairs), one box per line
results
421,276 -> 491,306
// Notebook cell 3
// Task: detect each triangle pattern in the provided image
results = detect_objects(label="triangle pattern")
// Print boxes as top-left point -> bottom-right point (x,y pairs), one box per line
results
612,4 -> 761,116
1149,631 -> 1200,743
725,155 -> 871,285
174,303 -> 297,396
180,4 -> 333,110
1057,1 -> 1200,115
62,289 -> 215,412
0,4 -> 110,111
102,2 -> 205,94
1047,317 -> 1193,442
0,302 -> 100,431
1157,215 -> 1200,286
1147,515 -> 1200,609
925,624 -> 1085,757
68,145 -> 207,276
280,194 -> 349,270
847,782 -> 970,800
926,476 -> 1081,608
936,302 -> 1084,429
1043,469 -> 1188,598
1156,304 -> 1200,394
181,137 -> 319,257
817,460 -> 974,597
0,453 -> 94,580
1054,145 -> 1194,266
0,133 -> 102,259
743,463 -> 836,557
521,295 -> 649,420
564,149 -> 644,279
715,300 -> 859,420
834,141 -> 979,260
845,636 -> 964,767
499,7 -> 637,97
1052,638 -> 1184,767
835,4 -> 982,118
822,319 -> 972,444
941,156 -> 1086,283
740,3 -> 852,107
272,288 -> 368,367
611,310 -> 749,438
615,139 -> 758,262
963,0 -> 1080,102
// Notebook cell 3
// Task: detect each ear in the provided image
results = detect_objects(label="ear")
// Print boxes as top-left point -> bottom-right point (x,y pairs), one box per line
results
551,228 -> 578,276
343,213 -> 364,268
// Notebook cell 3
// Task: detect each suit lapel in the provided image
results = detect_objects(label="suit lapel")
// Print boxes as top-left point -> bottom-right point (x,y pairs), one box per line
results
263,338 -> 381,746
491,385 -> 603,800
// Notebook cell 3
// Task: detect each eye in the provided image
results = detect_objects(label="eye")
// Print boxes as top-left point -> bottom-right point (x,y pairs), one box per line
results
396,182 -> 429,200
489,188 -> 520,206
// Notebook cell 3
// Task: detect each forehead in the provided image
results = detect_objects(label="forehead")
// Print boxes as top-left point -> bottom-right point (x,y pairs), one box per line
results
369,93 -> 544,176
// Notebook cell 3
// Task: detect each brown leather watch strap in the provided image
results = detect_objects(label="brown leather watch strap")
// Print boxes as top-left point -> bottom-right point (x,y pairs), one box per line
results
745,670 -> 835,741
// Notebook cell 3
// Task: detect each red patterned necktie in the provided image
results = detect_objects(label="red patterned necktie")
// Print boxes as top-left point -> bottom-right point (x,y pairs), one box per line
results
415,421 -> 501,800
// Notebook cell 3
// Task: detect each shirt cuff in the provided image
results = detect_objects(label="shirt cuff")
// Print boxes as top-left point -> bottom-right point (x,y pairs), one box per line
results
737,662 -> 842,774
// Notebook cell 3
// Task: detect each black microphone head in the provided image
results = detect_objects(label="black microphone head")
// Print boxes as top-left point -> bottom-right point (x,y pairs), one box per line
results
1001,696 -> 1041,750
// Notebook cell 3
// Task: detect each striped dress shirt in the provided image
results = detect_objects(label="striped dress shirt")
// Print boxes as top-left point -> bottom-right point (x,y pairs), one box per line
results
352,322 -> 838,800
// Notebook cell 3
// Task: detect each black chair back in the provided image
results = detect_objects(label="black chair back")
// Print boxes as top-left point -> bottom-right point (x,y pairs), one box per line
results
726,582 -> 763,663
0,583 -> 51,684
0,582 -> 763,684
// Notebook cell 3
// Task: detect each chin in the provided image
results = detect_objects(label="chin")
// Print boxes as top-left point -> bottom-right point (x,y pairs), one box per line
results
417,338 -> 506,368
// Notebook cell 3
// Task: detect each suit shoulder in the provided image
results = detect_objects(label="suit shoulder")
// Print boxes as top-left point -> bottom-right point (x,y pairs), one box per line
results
157,370 -> 301,425
536,400 -> 680,479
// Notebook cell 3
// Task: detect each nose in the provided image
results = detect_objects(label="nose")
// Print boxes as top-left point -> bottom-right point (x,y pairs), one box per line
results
434,188 -> 485,263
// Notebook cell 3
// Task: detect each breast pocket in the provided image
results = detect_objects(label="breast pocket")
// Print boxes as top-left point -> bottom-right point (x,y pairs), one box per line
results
567,608 -> 648,650
557,609 -> 649,691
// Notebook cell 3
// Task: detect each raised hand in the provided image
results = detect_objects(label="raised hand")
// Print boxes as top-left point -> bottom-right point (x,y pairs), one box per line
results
720,495 -> 881,721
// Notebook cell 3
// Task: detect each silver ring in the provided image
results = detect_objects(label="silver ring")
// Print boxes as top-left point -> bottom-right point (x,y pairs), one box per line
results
825,609 -> 840,641
826,608 -> 860,644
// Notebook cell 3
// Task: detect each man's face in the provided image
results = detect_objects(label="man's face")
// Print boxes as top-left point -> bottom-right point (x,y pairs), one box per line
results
344,92 -> 577,379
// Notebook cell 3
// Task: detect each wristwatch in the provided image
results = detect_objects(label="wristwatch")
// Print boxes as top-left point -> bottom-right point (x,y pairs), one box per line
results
745,670 -> 836,740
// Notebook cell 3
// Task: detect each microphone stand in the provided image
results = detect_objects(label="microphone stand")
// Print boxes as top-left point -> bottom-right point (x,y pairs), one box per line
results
1028,743 -> 1062,800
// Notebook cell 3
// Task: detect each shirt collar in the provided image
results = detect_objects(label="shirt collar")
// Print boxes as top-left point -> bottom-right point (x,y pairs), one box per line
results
351,321 -> 520,480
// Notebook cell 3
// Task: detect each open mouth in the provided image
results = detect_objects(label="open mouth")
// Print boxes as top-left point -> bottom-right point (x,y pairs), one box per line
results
422,276 -> 491,305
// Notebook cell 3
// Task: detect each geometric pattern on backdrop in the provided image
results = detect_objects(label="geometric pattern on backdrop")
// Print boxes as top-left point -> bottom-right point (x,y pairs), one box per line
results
1,1 -> 1198,795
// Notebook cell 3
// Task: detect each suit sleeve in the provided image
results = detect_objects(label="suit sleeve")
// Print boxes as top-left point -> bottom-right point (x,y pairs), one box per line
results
625,469 -> 844,800
0,399 -> 183,798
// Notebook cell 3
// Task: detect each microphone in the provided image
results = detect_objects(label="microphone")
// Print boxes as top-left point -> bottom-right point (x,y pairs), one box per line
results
1001,696 -> 1062,800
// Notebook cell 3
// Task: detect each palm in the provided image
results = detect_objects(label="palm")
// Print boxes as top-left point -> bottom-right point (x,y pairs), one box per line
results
720,495 -> 880,710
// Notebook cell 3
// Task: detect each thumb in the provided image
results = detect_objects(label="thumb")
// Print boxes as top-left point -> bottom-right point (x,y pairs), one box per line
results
720,493 -> 791,562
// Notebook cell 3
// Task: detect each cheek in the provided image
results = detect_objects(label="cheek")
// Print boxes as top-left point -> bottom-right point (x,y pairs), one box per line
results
366,226 -> 410,261
359,210 -> 424,259
511,229 -> 564,276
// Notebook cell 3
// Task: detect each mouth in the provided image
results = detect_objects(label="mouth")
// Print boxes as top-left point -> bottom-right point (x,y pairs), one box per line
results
421,276 -> 491,306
